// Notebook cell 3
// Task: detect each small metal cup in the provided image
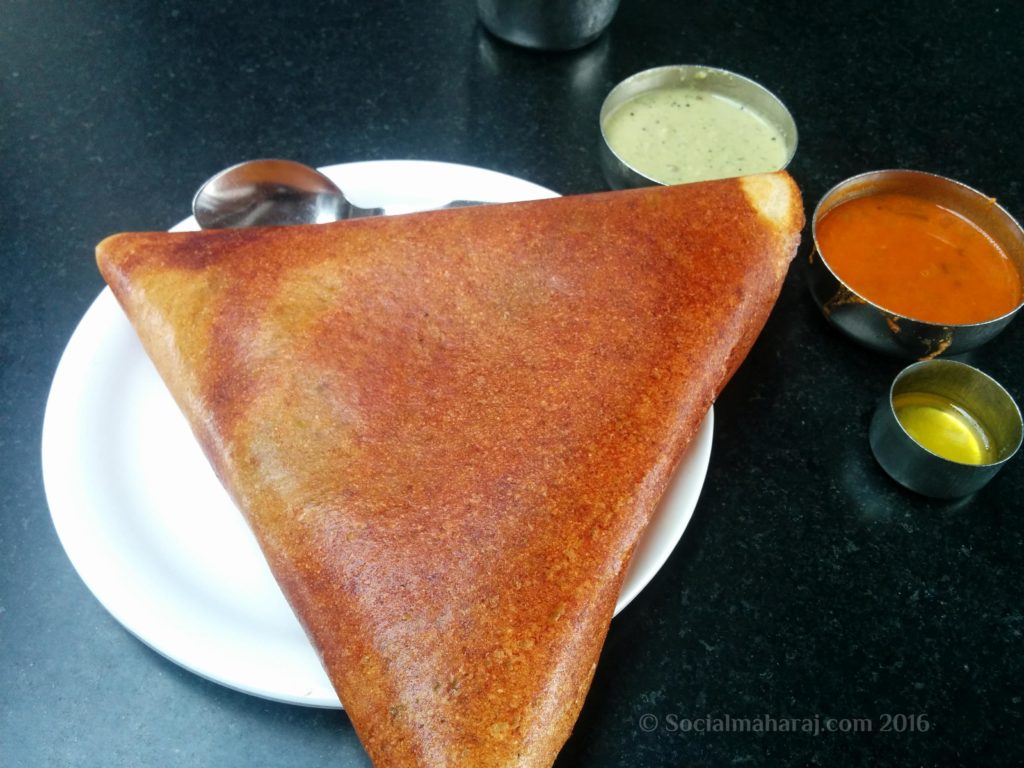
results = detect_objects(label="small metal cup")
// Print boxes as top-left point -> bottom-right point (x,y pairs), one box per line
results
869,360 -> 1023,498
477,0 -> 620,51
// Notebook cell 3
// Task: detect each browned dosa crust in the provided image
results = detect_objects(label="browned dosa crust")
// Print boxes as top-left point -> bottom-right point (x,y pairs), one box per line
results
97,173 -> 802,767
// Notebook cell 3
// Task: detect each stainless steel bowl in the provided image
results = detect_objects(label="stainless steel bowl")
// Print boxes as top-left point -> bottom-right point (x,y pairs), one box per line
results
808,170 -> 1024,359
599,64 -> 797,189
870,359 -> 1022,498
477,0 -> 619,51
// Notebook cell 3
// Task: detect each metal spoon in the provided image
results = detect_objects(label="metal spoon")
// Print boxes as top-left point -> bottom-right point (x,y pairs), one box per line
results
192,159 -> 483,229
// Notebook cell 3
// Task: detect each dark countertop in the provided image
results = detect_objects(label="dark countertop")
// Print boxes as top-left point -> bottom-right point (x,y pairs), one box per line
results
2,1 -> 1022,766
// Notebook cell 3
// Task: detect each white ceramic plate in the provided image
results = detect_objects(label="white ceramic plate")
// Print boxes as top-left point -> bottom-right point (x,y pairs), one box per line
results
42,160 -> 713,708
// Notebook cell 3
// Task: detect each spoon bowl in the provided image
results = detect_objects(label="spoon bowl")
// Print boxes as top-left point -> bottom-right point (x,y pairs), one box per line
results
193,159 -> 491,229
192,159 -> 383,229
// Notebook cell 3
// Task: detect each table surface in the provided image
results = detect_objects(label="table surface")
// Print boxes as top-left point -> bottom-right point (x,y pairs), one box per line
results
3,1 -> 1023,766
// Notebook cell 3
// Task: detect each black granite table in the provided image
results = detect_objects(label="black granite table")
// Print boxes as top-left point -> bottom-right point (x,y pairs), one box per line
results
3,1 -> 1022,766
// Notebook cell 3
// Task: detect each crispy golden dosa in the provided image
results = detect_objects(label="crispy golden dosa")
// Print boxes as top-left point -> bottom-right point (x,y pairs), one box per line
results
97,172 -> 802,767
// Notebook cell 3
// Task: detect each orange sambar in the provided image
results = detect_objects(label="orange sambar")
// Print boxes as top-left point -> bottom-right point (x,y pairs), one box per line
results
816,192 -> 1022,324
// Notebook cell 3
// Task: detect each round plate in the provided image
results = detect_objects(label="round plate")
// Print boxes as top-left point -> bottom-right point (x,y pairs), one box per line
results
42,160 -> 712,708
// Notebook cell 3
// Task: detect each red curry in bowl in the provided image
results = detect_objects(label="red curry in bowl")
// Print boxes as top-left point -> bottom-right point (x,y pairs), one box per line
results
815,191 -> 1023,325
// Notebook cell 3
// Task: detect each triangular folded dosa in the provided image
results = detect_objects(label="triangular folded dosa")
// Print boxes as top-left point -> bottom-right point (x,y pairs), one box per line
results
97,172 -> 802,767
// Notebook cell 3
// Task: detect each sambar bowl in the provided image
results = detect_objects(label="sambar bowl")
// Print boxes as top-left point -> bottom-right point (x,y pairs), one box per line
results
808,169 -> 1024,359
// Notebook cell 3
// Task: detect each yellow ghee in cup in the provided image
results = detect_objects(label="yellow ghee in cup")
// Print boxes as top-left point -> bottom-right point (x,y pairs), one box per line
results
893,391 -> 996,465
602,86 -> 789,184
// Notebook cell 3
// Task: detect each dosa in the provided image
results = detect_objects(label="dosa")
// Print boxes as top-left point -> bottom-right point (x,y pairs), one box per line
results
97,172 -> 802,767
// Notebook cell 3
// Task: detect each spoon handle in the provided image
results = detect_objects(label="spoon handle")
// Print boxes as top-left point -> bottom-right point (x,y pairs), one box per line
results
438,199 -> 489,209
345,199 -> 490,218
344,204 -> 386,218
371,199 -> 496,217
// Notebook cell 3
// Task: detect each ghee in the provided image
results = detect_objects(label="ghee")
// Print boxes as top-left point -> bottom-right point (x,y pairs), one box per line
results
893,391 -> 995,465
602,86 -> 789,185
